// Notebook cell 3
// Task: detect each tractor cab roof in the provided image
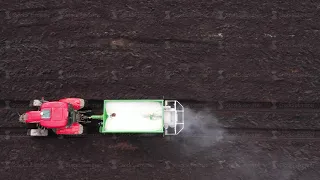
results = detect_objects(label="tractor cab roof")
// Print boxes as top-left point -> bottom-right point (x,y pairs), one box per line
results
38,101 -> 69,128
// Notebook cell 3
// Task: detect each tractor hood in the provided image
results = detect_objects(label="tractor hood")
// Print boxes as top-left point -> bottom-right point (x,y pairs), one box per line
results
38,102 -> 69,128
19,111 -> 42,123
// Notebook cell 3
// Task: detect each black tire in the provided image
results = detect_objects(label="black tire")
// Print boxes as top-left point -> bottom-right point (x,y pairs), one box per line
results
80,99 -> 90,110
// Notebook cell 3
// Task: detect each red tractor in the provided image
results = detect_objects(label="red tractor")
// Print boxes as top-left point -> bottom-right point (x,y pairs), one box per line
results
19,97 -> 92,136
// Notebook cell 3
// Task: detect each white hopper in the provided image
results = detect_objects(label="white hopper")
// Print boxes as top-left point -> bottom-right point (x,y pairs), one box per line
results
104,101 -> 164,132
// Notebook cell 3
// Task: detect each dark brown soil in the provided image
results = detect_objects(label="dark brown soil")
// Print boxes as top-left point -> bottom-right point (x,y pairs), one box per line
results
1,0 -> 320,179
1,136 -> 320,180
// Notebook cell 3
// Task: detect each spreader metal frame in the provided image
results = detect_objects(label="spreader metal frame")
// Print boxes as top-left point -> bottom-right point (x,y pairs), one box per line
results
163,100 -> 184,135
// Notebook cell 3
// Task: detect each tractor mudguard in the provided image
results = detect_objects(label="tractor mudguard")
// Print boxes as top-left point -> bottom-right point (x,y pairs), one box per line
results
59,98 -> 85,110
55,122 -> 84,135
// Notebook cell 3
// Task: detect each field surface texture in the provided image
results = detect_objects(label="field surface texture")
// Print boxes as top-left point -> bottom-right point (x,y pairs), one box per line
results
1,0 -> 320,179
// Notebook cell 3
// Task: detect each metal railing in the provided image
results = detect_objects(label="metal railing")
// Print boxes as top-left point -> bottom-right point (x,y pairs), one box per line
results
164,100 -> 184,135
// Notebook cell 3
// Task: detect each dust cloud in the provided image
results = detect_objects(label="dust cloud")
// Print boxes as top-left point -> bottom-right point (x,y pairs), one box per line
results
177,106 -> 296,179
178,106 -> 226,154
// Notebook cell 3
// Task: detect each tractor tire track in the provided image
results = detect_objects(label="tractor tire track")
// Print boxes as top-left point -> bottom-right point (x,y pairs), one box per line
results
1,99 -> 320,112
1,99 -> 320,130
1,126 -> 320,141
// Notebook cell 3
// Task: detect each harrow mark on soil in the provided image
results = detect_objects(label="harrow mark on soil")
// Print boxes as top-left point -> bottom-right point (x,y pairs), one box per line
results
1,126 -> 320,141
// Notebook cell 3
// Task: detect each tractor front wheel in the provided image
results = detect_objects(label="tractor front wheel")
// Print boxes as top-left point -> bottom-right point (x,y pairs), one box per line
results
31,99 -> 42,107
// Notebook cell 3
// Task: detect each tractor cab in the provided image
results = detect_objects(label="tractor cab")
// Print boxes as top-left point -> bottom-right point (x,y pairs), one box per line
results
39,101 -> 78,128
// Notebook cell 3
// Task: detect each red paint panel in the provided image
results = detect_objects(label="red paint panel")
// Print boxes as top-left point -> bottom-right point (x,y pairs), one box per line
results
39,102 -> 69,128
25,111 -> 41,123
55,122 -> 83,135
59,98 -> 84,110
